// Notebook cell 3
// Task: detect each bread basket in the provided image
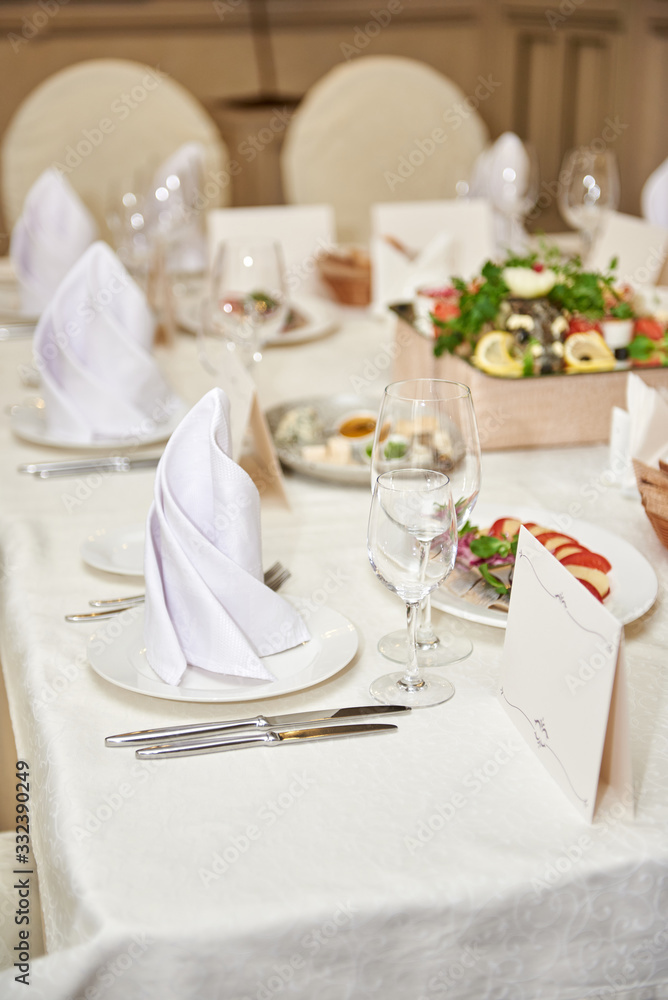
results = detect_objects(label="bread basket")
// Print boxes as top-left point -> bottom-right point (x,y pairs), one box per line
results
633,459 -> 668,548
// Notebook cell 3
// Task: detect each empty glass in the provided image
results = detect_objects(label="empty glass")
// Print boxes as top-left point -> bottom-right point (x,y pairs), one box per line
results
201,239 -> 288,369
369,379 -> 481,668
558,147 -> 620,261
368,469 -> 458,707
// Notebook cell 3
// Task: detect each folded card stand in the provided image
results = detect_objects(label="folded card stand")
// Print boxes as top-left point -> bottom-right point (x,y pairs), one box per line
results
499,527 -> 633,822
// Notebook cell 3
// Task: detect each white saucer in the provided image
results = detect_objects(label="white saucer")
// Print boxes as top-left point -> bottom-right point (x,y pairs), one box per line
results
87,603 -> 358,703
81,523 -> 145,576
10,400 -> 187,451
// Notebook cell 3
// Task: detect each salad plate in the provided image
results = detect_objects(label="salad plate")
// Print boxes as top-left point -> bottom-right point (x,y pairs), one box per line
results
431,503 -> 658,628
175,284 -> 339,346
87,603 -> 358,703
81,523 -> 145,576
10,400 -> 187,450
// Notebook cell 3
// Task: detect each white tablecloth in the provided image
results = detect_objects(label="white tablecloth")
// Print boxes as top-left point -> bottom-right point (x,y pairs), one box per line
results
0,314 -> 667,1000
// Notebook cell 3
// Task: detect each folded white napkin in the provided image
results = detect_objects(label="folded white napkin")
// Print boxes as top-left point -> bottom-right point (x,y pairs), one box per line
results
609,373 -> 668,491
641,156 -> 668,229
371,231 -> 453,314
143,388 -> 310,685
10,168 -> 97,315
33,240 -> 182,442
146,142 -> 207,273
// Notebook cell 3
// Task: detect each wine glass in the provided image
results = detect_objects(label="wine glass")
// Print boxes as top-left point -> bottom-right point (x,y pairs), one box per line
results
558,147 -> 620,261
368,469 -> 458,707
201,239 -> 288,369
369,379 -> 481,667
486,134 -> 540,253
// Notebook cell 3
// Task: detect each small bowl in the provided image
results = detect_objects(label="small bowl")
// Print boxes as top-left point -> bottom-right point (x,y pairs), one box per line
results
600,318 -> 634,350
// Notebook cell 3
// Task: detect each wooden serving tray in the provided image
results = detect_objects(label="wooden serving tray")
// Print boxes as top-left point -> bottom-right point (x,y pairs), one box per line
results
392,313 -> 668,451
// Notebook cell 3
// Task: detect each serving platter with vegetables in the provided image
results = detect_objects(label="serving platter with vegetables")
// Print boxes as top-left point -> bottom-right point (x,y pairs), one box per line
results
431,503 -> 657,627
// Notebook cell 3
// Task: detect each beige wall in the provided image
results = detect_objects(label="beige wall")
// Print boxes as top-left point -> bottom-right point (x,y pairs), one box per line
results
0,0 -> 666,248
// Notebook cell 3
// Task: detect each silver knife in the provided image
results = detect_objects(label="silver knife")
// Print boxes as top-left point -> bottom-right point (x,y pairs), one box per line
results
0,322 -> 36,340
19,455 -> 161,478
134,722 -> 398,759
106,704 -> 409,747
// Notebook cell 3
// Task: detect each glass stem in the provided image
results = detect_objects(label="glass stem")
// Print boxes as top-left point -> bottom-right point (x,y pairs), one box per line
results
415,539 -> 439,648
400,601 -> 424,691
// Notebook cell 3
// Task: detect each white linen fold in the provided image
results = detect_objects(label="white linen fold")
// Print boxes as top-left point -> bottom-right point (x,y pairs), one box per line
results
371,231 -> 453,314
33,240 -> 182,442
10,168 -> 97,315
143,387 -> 311,686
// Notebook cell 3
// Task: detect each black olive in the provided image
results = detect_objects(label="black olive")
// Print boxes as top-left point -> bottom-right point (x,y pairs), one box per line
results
539,359 -> 553,375
515,330 -> 530,344
615,347 -> 628,361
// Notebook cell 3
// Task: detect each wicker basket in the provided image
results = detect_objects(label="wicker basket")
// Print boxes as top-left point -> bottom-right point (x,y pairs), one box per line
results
318,247 -> 371,306
633,459 -> 668,548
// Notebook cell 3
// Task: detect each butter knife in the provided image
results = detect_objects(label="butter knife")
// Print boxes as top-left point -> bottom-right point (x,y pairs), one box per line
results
106,704 -> 409,747
19,455 -> 161,478
134,722 -> 398,758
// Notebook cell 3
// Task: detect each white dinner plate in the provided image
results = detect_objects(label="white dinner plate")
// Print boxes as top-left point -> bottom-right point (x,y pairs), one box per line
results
176,288 -> 339,346
87,603 -> 358,703
81,523 -> 145,576
10,400 -> 187,451
431,502 -> 658,628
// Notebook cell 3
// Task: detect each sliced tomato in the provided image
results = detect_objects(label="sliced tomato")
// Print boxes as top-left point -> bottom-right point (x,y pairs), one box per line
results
567,317 -> 602,338
553,544 -> 588,561
634,317 -> 665,341
578,579 -> 604,603
488,517 -> 521,539
432,301 -> 460,322
533,531 -> 578,550
560,551 -> 612,574
565,564 -> 610,599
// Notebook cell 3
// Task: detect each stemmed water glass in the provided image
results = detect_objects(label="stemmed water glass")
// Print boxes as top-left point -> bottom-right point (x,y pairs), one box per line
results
487,135 -> 540,253
558,147 -> 620,261
368,469 -> 458,707
200,239 -> 288,370
369,379 -> 481,667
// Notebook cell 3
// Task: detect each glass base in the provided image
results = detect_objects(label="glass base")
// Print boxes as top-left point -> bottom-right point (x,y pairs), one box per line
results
369,671 -> 455,708
377,629 -> 472,667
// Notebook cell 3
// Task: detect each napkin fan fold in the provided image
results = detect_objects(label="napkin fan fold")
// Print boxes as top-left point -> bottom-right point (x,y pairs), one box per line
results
10,168 -> 97,314
33,240 -> 182,443
144,388 -> 310,685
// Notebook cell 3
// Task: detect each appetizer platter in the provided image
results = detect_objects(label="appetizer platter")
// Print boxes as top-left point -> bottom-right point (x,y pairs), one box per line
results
431,503 -> 658,627
266,393 -> 381,485
418,247 -> 668,377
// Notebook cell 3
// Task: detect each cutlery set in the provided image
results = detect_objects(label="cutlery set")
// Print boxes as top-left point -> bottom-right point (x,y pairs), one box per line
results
106,704 -> 408,758
19,455 -> 162,478
65,562 -> 290,622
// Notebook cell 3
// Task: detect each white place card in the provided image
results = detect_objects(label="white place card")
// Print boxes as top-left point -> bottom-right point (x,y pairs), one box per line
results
499,527 -> 633,822
155,341 -> 288,505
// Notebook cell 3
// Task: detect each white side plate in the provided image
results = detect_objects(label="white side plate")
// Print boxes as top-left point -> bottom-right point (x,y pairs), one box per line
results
10,401 -> 187,451
81,523 -> 145,576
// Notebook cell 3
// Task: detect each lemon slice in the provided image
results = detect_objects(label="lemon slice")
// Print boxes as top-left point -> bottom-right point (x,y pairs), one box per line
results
473,331 -> 523,377
564,332 -> 615,372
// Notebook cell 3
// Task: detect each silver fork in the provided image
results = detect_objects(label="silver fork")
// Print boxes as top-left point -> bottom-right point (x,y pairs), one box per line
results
65,561 -> 291,622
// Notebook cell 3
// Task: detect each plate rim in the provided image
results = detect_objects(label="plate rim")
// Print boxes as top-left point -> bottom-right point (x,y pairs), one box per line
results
177,291 -> 339,346
80,522 -> 146,577
87,602 -> 358,703
10,400 -> 187,451
431,502 -> 658,628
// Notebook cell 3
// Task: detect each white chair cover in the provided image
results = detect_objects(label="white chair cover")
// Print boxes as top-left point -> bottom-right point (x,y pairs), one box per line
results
1,59 -> 230,237
281,56 -> 489,244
